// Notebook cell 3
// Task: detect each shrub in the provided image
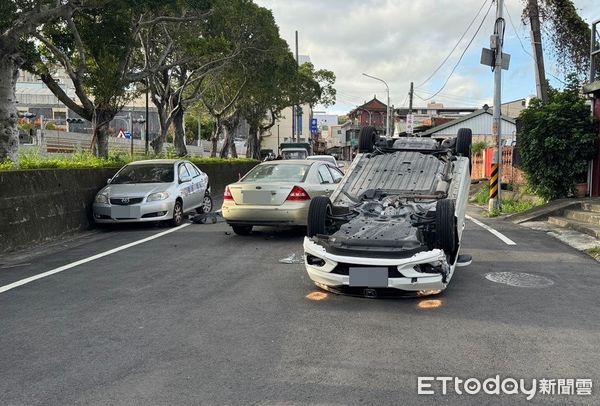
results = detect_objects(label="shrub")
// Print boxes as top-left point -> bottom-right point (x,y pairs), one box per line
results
518,75 -> 598,200
0,152 -> 257,171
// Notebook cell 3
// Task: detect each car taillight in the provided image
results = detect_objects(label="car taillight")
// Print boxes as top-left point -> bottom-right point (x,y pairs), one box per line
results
224,186 -> 233,200
286,185 -> 310,201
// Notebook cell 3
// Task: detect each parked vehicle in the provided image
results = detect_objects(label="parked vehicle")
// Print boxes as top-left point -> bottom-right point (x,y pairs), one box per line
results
221,160 -> 344,235
280,142 -> 311,159
306,154 -> 345,170
93,159 -> 210,226
303,126 -> 473,297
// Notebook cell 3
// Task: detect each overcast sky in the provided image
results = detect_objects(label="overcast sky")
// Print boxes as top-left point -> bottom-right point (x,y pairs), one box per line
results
255,0 -> 598,115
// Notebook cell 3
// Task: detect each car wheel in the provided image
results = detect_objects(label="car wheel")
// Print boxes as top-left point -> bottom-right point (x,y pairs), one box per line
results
435,199 -> 457,254
456,128 -> 472,157
358,126 -> 378,153
232,225 -> 253,235
199,194 -> 213,214
307,196 -> 332,237
170,200 -> 184,227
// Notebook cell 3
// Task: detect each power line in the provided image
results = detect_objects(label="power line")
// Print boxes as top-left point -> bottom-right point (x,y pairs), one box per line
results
415,0 -> 490,89
419,0 -> 494,101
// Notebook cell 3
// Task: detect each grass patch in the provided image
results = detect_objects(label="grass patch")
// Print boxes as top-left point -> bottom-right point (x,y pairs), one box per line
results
472,183 -> 490,205
0,152 -> 257,171
587,247 -> 600,261
485,198 -> 538,217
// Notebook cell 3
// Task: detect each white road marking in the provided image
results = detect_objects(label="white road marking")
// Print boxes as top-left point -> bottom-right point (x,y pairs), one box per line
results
0,223 -> 191,294
466,215 -> 517,245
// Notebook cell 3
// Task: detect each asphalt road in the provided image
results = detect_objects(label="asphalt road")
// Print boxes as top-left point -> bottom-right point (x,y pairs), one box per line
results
0,206 -> 599,405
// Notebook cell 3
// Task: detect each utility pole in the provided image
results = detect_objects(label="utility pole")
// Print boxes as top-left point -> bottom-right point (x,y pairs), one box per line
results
528,0 -> 548,103
408,82 -> 414,114
294,30 -> 299,142
489,0 -> 505,211
407,81 -> 415,135
129,111 -> 133,157
145,78 -> 149,155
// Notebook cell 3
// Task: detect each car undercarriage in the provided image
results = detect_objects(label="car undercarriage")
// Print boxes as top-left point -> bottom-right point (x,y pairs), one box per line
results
303,127 -> 473,297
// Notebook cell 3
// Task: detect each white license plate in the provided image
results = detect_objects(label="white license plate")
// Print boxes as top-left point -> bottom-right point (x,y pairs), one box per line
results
243,191 -> 272,204
349,267 -> 388,287
111,206 -> 141,219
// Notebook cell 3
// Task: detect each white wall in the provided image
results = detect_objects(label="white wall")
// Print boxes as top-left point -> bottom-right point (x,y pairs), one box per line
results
262,104 -> 311,153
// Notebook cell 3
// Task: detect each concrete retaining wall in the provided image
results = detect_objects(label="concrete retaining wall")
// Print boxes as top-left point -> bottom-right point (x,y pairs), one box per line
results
0,162 -> 256,253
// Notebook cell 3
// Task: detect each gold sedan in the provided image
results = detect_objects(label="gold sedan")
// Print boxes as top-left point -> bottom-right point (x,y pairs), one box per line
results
221,160 -> 344,235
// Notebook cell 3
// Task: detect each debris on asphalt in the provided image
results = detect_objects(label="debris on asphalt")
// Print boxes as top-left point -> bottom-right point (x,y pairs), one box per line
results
192,211 -> 224,224
279,253 -> 304,264
484,272 -> 554,288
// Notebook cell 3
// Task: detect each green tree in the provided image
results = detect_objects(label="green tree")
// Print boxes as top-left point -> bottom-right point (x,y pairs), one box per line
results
23,0 -> 202,158
0,0 -> 103,163
518,76 -> 597,200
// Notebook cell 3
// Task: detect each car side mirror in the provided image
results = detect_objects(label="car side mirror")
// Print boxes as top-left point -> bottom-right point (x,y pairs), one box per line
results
107,178 -> 112,184
179,175 -> 191,184
338,163 -> 345,169
334,177 -> 342,184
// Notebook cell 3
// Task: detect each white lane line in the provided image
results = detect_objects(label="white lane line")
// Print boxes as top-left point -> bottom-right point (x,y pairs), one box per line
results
0,223 -> 191,294
466,215 -> 517,246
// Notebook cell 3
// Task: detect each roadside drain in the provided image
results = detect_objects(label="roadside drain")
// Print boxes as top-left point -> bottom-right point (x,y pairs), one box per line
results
485,272 -> 554,288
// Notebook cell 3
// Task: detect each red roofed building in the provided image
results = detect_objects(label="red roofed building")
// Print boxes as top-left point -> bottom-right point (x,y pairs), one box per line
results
348,97 -> 389,132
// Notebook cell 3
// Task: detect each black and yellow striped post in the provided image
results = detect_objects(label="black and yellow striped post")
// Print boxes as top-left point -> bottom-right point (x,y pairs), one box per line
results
488,157 -> 500,211
489,163 -> 499,199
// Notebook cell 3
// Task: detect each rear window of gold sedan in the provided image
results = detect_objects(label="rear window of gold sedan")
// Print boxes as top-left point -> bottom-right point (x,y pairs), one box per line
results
242,164 -> 310,183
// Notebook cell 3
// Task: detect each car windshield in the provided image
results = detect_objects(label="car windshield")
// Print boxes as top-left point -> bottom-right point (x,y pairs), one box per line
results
242,164 -> 309,183
282,150 -> 307,159
111,164 -> 174,184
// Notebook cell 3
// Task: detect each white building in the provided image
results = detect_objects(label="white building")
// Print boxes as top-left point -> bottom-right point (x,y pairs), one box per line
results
261,104 -> 312,153
419,108 -> 517,144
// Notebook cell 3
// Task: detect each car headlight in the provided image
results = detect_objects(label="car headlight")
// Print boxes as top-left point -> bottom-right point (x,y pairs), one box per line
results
147,191 -> 169,201
95,193 -> 108,204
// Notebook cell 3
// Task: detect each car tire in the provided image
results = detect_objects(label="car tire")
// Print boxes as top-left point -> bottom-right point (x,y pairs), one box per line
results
170,200 -> 184,227
456,128 -> 472,156
435,199 -> 457,254
307,196 -> 332,237
358,126 -> 378,153
232,225 -> 253,235
198,193 -> 213,214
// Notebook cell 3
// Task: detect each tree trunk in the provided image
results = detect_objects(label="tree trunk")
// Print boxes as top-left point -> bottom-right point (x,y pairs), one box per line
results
0,55 -> 20,163
220,129 -> 231,158
94,109 -> 113,158
172,108 -> 188,157
151,109 -> 169,155
220,116 -> 239,158
246,124 -> 259,159
210,118 -> 222,158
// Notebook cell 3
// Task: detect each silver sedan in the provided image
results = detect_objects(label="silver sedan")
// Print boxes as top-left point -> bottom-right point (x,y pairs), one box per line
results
221,159 -> 344,235
93,159 -> 210,226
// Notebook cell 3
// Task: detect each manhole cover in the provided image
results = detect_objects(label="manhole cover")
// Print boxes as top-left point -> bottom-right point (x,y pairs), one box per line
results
484,272 -> 554,288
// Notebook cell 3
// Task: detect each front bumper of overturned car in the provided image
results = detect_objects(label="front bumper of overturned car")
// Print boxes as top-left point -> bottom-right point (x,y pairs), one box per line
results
303,237 -> 454,296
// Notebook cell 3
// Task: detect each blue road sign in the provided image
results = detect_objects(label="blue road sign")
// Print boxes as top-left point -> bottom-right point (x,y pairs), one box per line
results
310,118 -> 318,135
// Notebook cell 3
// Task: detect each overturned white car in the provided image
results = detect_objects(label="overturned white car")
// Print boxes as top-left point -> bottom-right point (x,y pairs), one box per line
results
303,127 -> 472,298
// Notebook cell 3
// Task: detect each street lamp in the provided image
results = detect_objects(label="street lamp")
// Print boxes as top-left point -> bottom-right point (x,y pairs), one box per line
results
362,73 -> 390,138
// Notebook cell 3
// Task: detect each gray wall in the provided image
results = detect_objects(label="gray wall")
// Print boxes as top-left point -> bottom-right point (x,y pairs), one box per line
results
0,162 -> 257,253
